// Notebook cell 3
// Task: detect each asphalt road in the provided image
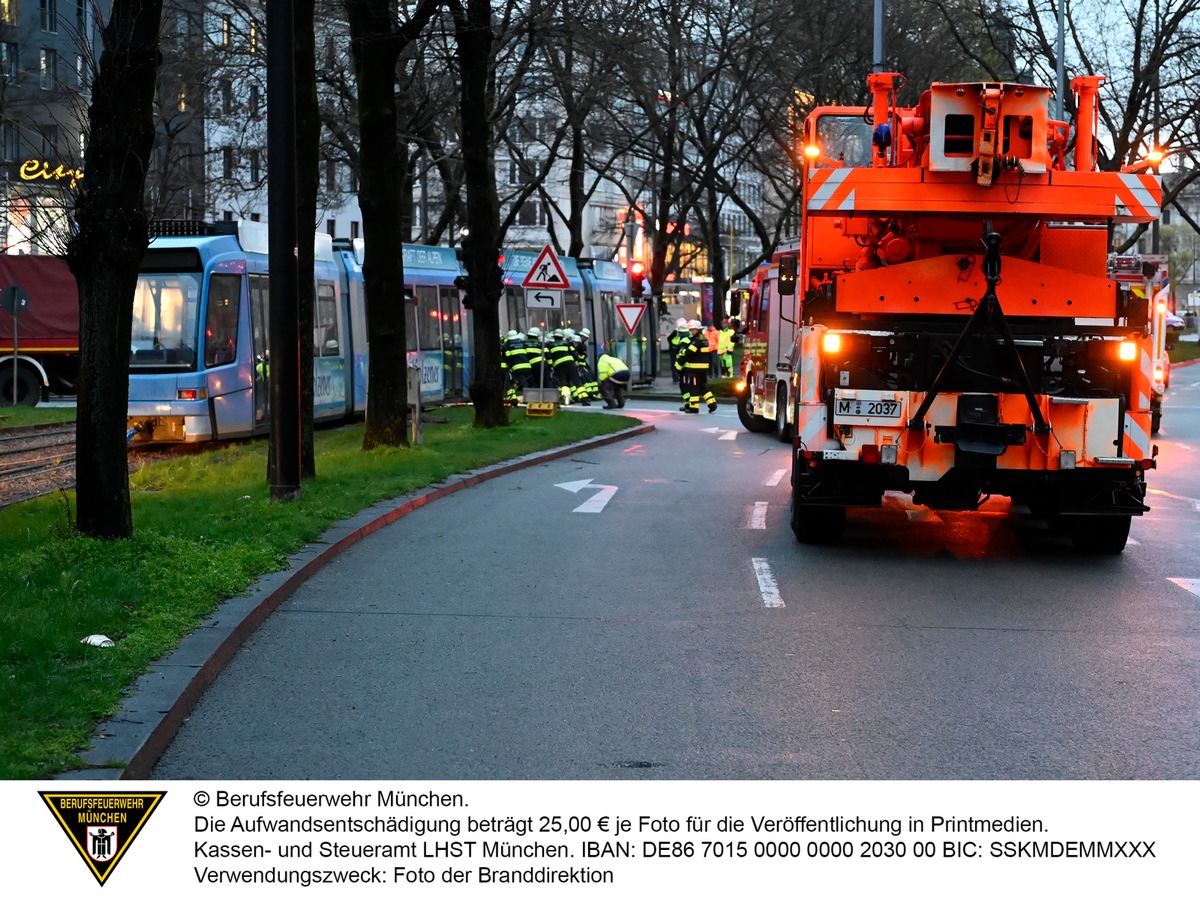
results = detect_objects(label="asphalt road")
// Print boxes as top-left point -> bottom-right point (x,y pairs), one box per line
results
152,393 -> 1200,780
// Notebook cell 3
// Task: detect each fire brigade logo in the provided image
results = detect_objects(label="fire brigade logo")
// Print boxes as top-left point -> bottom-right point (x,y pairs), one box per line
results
39,791 -> 166,886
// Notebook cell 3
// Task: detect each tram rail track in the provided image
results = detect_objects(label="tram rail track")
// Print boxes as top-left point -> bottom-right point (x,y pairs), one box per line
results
0,424 -> 79,509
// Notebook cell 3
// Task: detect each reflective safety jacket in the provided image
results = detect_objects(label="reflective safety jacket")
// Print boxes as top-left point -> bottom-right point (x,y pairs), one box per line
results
597,353 -> 630,382
503,338 -> 530,374
677,332 -> 711,370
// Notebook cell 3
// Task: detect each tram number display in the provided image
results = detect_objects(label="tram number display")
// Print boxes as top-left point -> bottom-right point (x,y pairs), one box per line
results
833,390 -> 904,424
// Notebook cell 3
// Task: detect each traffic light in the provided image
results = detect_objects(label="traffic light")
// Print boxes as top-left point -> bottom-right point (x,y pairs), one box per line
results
454,274 -> 473,309
778,255 -> 797,296
628,260 -> 646,298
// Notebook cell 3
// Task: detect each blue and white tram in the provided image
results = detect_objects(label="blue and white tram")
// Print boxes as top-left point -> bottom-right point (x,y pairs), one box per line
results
128,221 -> 351,442
332,238 -> 469,407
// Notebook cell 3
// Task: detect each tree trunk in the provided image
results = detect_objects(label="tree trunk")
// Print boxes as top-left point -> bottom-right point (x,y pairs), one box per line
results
453,0 -> 506,428
66,0 -> 164,540
295,0 -> 320,477
345,0 -> 409,449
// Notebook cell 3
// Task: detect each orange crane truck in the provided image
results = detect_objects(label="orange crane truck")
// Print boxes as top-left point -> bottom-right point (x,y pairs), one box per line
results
742,73 -> 1162,552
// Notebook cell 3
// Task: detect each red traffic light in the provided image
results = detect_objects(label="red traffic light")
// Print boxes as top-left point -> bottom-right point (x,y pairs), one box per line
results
629,260 -> 646,277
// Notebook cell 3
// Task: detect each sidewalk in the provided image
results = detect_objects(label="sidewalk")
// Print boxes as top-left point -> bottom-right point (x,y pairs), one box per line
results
59,420 -> 655,780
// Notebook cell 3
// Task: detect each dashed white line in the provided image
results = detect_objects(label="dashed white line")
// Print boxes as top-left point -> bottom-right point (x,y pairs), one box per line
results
766,468 -> 787,487
747,501 -> 769,530
752,558 -> 785,608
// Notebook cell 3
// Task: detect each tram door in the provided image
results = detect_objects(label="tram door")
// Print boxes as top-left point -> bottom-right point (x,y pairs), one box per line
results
250,274 -> 270,424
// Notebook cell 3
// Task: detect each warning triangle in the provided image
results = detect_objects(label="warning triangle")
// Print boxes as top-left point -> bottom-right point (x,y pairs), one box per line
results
40,791 -> 166,886
521,245 -> 570,289
616,303 -> 646,334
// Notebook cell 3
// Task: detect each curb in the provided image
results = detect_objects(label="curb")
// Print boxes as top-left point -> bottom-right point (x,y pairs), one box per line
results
60,420 -> 656,781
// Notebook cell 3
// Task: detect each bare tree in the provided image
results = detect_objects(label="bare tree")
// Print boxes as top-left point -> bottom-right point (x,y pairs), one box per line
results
449,0 -> 508,427
67,0 -> 164,539
343,0 -> 441,449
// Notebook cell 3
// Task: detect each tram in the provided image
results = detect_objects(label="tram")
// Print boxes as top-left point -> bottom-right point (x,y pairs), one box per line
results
125,221 -> 648,443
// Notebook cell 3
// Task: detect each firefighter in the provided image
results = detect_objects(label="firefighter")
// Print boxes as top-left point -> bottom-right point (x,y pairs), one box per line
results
597,351 -> 631,408
524,325 -> 553,389
718,318 -> 736,376
667,318 -> 688,384
676,319 -> 717,413
575,327 -> 600,401
705,323 -> 721,376
548,329 -> 580,405
502,330 -> 529,405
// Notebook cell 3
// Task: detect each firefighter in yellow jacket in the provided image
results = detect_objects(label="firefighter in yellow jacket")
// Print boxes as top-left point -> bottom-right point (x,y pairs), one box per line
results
675,320 -> 717,413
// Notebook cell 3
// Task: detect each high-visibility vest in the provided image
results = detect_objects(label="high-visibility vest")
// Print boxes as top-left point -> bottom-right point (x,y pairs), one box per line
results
597,354 -> 629,381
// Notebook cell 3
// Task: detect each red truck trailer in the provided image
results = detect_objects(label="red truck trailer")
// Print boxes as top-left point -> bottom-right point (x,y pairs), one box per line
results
0,255 -> 80,405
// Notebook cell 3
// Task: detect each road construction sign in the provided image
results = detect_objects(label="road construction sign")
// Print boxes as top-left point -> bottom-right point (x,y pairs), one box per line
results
521,245 -> 570,289
616,303 -> 646,334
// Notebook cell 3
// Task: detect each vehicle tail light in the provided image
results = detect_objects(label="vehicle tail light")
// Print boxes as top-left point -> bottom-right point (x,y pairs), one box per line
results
861,444 -> 880,464
177,388 -> 208,401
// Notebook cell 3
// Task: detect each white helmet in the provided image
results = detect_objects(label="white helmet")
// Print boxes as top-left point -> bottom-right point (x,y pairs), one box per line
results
676,317 -> 687,326
527,325 -> 542,338
687,319 -> 702,330
563,328 -> 575,338
579,328 -> 591,338
506,330 -> 520,340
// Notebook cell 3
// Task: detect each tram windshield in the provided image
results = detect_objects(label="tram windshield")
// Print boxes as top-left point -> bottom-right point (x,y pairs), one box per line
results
130,272 -> 202,369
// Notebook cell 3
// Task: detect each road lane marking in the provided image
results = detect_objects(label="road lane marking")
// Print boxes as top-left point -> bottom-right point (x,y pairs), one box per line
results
555,478 -> 619,513
766,468 -> 787,486
752,558 -> 785,608
1169,578 -> 1200,597
747,502 -> 768,529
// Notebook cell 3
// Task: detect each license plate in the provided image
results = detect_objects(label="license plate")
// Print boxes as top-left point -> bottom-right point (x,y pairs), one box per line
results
833,392 -> 905,424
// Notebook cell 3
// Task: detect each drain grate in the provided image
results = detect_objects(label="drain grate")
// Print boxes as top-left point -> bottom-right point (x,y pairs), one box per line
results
613,760 -> 665,768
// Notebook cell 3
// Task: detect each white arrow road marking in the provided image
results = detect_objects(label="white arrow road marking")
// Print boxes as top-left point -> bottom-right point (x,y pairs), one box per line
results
752,558 -> 785,608
700,426 -> 739,440
555,478 -> 619,513
1169,578 -> 1200,597
747,502 -> 769,529
766,468 -> 787,486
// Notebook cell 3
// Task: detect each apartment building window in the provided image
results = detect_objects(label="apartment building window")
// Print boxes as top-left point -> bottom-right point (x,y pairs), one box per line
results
76,0 -> 84,27
1,42 -> 16,83
249,149 -> 261,182
221,80 -> 233,115
222,146 -> 234,180
40,0 -> 57,32
41,124 -> 58,156
325,159 -> 337,191
326,219 -> 336,237
178,88 -> 187,112
220,15 -> 232,47
350,221 -> 359,240
40,48 -> 57,89
1,0 -> 18,25
249,85 -> 260,117
1,121 -> 19,163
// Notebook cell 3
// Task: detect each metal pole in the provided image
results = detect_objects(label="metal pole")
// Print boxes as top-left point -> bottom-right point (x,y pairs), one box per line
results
267,0 -> 301,500
625,215 -> 636,370
873,0 -> 884,71
1055,1 -> 1065,119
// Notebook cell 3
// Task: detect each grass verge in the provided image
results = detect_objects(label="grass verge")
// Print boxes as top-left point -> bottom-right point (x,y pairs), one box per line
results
0,405 -> 635,778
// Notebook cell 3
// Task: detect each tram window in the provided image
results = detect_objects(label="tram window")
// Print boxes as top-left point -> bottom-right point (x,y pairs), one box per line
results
204,274 -> 240,367
130,272 -> 201,368
314,282 -> 338,356
415,286 -> 440,350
